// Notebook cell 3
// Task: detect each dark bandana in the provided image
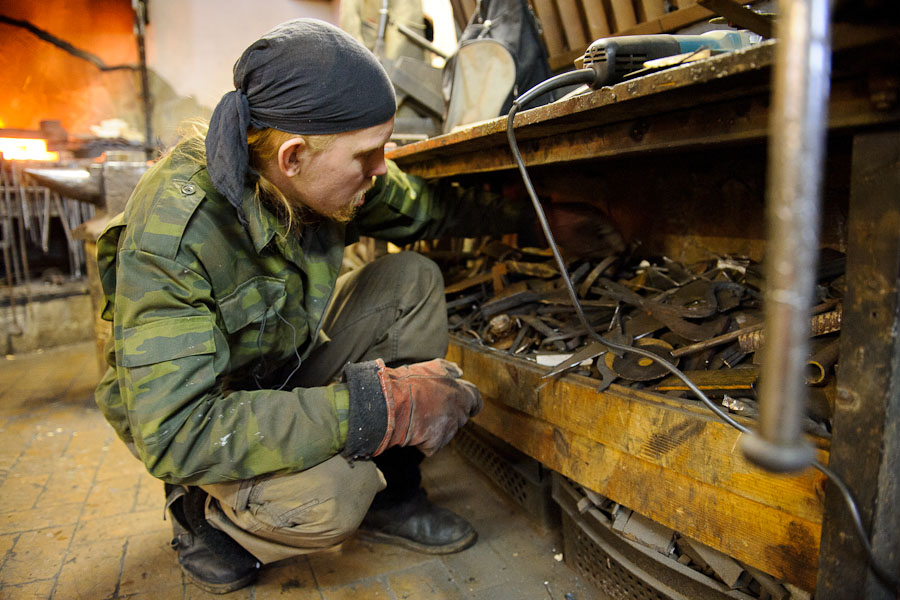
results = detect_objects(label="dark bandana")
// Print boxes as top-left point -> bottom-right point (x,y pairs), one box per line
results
205,19 -> 396,218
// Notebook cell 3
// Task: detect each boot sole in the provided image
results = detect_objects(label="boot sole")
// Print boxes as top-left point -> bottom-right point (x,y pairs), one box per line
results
357,528 -> 478,555
180,565 -> 258,595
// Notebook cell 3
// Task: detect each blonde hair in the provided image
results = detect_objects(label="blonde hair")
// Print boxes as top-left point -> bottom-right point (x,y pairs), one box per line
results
170,119 -> 336,232
246,127 -> 335,230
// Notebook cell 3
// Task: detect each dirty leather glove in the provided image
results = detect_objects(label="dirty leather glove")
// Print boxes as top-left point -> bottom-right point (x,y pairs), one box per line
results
342,358 -> 483,458
523,202 -> 626,261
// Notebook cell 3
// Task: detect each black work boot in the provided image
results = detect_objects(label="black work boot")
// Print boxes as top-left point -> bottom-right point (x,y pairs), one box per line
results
166,485 -> 260,594
358,488 -> 478,554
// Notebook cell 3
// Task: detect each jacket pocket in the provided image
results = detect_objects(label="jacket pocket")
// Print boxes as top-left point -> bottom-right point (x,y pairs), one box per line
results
218,276 -> 287,334
121,315 -> 216,367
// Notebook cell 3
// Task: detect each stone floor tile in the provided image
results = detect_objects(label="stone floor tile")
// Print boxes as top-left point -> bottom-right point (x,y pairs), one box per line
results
18,429 -> 72,463
0,418 -> 36,448
11,454 -> 83,481
248,556 -> 321,600
308,537 -> 429,588
0,342 -> 598,599
54,538 -> 126,599
484,514 -> 563,562
441,539 -> 514,594
61,428 -> 114,459
71,508 -> 167,547
470,578 -> 553,600
80,473 -> 142,520
0,524 -> 75,585
133,473 -> 165,513
0,578 -> 56,599
33,466 -> 94,509
94,444 -> 146,483
321,577 -> 392,600
0,504 -> 81,535
0,473 -> 50,513
0,450 -> 23,478
386,560 -> 467,600
184,581 -> 255,599
116,531 -> 183,597
0,532 -> 17,569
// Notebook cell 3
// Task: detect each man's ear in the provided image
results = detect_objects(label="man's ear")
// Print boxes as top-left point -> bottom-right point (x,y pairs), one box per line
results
277,137 -> 307,177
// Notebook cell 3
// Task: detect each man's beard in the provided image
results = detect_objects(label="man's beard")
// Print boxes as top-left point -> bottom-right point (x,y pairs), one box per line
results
322,179 -> 375,223
293,178 -> 374,225
326,192 -> 362,223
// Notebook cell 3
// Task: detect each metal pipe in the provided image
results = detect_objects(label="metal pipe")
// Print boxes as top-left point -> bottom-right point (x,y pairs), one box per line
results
742,0 -> 832,472
395,21 -> 449,60
132,0 -> 154,159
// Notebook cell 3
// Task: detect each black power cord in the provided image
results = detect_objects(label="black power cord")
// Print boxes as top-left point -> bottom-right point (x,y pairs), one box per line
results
506,77 -> 900,595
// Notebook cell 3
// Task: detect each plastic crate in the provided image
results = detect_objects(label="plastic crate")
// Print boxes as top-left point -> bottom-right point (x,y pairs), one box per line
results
452,423 -> 559,530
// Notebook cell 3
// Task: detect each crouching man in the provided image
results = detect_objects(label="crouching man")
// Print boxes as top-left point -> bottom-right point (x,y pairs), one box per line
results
92,18 -> 525,594
95,17 -> 623,594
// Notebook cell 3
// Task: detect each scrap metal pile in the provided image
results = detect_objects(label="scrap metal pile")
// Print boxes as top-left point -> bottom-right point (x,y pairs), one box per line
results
440,240 -> 844,435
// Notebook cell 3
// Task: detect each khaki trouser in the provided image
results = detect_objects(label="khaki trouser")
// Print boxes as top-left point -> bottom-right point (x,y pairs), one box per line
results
202,251 -> 449,563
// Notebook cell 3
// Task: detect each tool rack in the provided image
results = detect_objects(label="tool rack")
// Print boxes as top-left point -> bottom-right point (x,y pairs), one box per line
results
386,33 -> 899,597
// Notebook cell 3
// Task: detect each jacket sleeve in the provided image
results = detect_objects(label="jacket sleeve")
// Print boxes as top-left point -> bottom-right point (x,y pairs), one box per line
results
352,159 -> 533,244
110,245 -> 350,486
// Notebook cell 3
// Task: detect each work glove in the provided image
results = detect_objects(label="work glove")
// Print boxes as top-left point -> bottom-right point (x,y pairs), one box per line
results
524,201 -> 626,261
342,358 -> 483,458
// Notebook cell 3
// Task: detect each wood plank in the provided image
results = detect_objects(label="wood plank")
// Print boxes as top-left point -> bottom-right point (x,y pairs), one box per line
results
448,0 -> 471,31
447,339 -> 828,523
447,337 -> 827,590
530,0 -> 568,55
616,4 -> 714,35
472,400 -> 821,591
817,131 -> 900,597
579,0 -> 611,41
555,0 -> 590,50
390,46 -> 899,180
638,0 -> 666,22
608,0 -> 637,31
460,0 -> 477,24
547,3 -> 715,69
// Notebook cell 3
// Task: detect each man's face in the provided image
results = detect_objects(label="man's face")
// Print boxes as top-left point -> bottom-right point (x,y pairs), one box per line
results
287,118 -> 394,223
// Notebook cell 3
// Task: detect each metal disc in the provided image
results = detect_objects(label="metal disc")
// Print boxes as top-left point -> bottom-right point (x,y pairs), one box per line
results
605,338 -> 678,381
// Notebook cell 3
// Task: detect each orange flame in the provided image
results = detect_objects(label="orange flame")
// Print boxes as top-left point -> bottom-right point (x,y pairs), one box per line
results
0,138 -> 59,161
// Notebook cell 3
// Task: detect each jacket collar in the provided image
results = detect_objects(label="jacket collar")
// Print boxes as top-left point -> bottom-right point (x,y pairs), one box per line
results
240,185 -> 280,254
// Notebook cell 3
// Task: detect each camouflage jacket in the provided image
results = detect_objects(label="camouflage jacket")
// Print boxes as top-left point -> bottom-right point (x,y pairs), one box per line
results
94,147 -> 527,485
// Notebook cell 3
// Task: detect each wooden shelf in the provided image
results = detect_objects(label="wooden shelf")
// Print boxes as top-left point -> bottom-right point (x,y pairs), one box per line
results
403,30 -> 900,595
448,336 -> 827,590
388,40 -> 899,180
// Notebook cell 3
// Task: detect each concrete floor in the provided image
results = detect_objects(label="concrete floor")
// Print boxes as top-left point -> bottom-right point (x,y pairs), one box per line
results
0,341 -> 596,599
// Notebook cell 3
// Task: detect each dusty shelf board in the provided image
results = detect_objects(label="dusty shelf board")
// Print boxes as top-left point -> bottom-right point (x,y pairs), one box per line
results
388,39 -> 900,179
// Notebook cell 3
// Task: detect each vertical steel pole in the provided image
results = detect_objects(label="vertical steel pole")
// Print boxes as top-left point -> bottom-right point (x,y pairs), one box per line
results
742,0 -> 831,472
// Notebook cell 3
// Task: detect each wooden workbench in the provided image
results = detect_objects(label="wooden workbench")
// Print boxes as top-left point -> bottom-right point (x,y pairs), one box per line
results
388,32 -> 900,597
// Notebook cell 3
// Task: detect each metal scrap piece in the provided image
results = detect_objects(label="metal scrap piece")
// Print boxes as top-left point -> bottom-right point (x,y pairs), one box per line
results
606,338 -> 678,382
541,340 -> 608,379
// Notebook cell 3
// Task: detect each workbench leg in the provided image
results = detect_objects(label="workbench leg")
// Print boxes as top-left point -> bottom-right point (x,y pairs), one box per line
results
815,130 -> 900,598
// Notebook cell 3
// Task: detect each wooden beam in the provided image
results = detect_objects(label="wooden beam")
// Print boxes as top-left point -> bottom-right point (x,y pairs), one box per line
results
615,4 -> 714,35
579,0 -> 610,41
817,130 -> 900,598
638,0 -> 666,22
390,45 -> 900,180
608,0 -> 637,31
555,0 -> 589,49
530,0 -> 567,56
447,337 -> 827,591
